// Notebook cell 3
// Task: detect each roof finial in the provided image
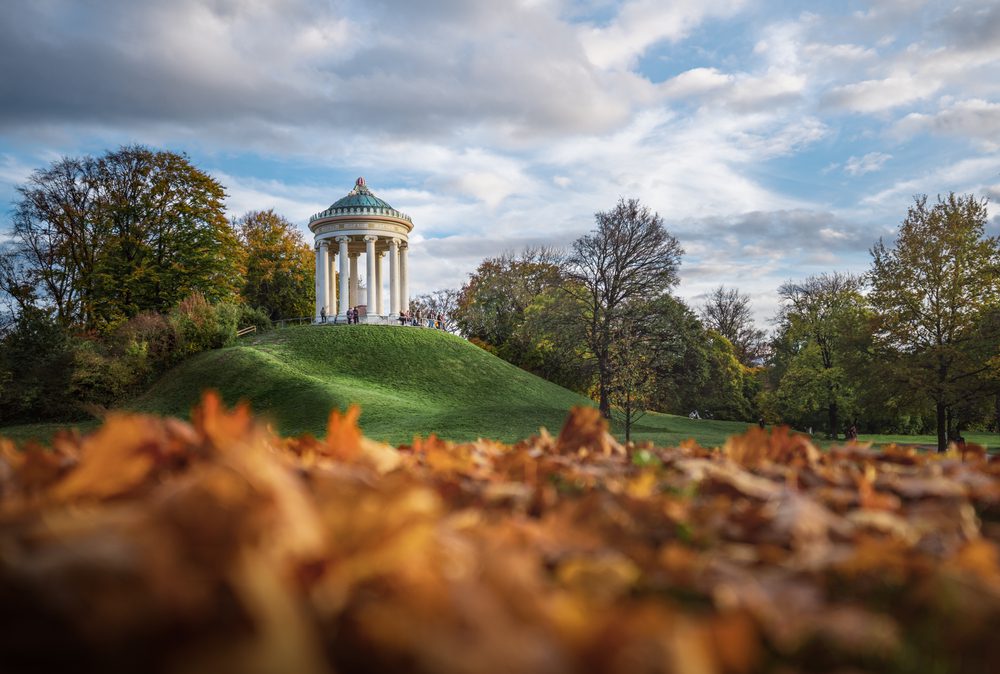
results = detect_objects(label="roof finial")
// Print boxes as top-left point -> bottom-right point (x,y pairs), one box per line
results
356,176 -> 365,187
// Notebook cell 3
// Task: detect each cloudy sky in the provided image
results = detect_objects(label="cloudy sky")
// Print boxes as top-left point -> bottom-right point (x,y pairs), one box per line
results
2,0 -> 999,323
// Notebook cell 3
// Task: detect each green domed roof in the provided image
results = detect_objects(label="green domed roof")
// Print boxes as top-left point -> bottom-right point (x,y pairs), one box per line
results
309,177 -> 411,223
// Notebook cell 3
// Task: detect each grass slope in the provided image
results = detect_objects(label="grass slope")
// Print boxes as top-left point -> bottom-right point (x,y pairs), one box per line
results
130,325 -> 597,444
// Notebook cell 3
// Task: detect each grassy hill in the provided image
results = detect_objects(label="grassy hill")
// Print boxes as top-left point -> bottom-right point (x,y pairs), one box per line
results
130,325 -> 594,444
132,325 -> 762,445
8,324 -> 992,449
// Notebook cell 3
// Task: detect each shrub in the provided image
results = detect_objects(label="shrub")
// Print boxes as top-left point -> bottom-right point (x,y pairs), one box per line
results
0,307 -> 76,422
117,311 -> 177,371
238,305 -> 273,332
169,292 -> 238,358
68,340 -> 140,409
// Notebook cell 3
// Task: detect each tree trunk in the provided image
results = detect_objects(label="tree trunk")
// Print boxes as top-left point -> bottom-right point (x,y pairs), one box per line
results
598,361 -> 611,419
946,406 -> 953,443
827,400 -> 839,440
936,401 -> 947,453
624,393 -> 632,444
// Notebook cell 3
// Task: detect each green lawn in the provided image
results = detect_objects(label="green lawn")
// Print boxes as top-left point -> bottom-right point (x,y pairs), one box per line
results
128,325 -> 593,445
2,324 -> 996,451
857,431 -> 997,450
620,411 -> 758,448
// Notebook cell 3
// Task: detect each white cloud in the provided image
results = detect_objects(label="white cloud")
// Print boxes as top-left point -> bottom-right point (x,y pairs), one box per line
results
862,155 -> 1000,208
844,152 -> 892,176
825,75 -> 933,113
896,99 -> 1000,150
580,0 -> 746,70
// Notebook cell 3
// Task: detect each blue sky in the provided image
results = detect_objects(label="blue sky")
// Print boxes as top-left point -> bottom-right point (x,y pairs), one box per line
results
2,0 -> 999,323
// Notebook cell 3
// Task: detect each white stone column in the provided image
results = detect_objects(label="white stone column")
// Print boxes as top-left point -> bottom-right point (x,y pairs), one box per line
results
327,248 -> 336,316
388,237 -> 400,316
314,243 -> 323,322
364,236 -> 377,315
400,242 -> 409,314
349,253 -> 359,307
375,251 -> 384,315
337,236 -> 350,318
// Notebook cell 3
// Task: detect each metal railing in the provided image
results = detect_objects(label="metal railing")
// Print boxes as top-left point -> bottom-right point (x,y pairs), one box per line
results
274,314 -> 455,333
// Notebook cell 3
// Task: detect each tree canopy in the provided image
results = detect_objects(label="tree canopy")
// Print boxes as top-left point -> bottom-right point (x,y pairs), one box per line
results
234,209 -> 314,320
868,193 -> 1000,450
4,145 -> 242,330
565,198 -> 683,418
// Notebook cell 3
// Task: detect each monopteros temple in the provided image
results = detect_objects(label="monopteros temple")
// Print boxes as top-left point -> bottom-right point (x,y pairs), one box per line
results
309,177 -> 413,322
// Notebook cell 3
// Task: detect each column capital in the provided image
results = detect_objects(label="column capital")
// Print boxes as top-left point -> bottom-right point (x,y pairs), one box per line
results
348,250 -> 360,258
363,234 -> 378,242
335,235 -> 351,244
317,240 -> 329,249
388,237 -> 400,247
399,240 -> 408,249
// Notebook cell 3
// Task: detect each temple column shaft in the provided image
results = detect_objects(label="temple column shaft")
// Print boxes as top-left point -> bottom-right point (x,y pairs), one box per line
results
314,244 -> 324,321
375,252 -> 384,315
365,236 -> 377,316
400,244 -> 409,314
389,238 -> 399,316
349,253 -> 359,307
327,250 -> 336,315
337,237 -> 350,318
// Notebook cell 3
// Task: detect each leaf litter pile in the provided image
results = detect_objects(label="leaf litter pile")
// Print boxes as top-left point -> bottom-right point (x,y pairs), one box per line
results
1,395 -> 1000,674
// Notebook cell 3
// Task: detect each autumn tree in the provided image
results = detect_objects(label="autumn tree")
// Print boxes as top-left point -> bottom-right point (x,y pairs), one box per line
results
869,193 -> 1000,451
234,210 -> 314,320
699,285 -> 767,366
2,145 -> 242,330
775,272 -> 867,439
453,247 -> 564,358
565,198 -> 683,418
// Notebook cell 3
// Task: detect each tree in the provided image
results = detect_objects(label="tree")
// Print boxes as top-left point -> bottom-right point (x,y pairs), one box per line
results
869,193 -> 1000,451
453,247 -> 564,347
0,306 -> 76,421
234,210 -> 314,320
776,272 -> 867,439
2,145 -> 242,330
516,282 -> 596,394
607,313 -> 656,443
411,288 -> 461,331
699,286 -> 767,366
565,198 -> 683,418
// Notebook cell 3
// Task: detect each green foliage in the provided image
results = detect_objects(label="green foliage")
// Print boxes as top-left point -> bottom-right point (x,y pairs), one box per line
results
234,210 -> 314,320
238,305 -> 274,332
168,292 -> 238,358
868,193 -> 1000,449
772,272 -> 868,437
0,307 -> 76,421
454,248 -> 564,349
116,311 -> 177,372
67,340 -> 140,408
5,145 -> 242,330
515,283 -> 595,393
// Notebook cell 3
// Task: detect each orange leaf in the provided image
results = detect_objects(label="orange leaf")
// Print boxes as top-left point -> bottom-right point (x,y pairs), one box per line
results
325,404 -> 362,461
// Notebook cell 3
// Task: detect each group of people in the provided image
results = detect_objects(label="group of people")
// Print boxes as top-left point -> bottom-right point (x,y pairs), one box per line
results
317,305 -> 446,329
397,309 -> 447,330
317,306 -> 361,324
